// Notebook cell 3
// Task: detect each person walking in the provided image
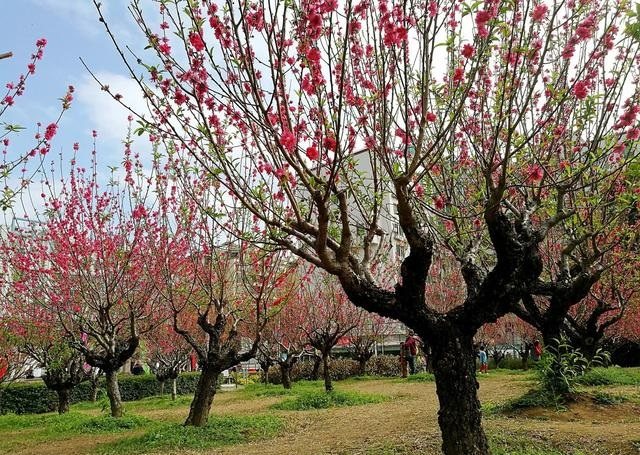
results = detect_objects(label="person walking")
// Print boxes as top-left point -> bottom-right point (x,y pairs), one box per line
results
404,331 -> 419,375
478,346 -> 488,374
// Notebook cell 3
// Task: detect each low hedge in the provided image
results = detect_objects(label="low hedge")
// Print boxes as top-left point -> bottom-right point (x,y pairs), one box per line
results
0,372 -> 201,415
266,355 -> 401,385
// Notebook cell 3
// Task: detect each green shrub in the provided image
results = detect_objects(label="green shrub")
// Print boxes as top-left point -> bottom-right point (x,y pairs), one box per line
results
272,390 -> 385,410
536,337 -> 609,403
0,372 -> 201,415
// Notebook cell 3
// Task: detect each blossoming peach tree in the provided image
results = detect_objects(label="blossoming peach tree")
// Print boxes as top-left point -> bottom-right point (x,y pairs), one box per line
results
0,148 -> 162,418
95,0 -> 640,452
147,162 -> 300,426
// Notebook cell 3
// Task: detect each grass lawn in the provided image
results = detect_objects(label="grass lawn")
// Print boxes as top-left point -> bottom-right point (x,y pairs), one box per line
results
1,369 -> 639,454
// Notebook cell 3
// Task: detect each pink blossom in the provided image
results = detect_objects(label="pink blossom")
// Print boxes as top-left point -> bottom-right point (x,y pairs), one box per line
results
44,123 -> 58,141
527,164 -> 544,183
573,80 -> 589,100
280,130 -> 296,152
2,96 -> 14,106
414,183 -> 424,198
428,1 -> 438,17
531,3 -> 549,22
307,48 -> 321,63
433,195 -> 445,210
158,40 -> 172,55
36,38 -> 47,47
626,127 -> 640,140
426,112 -> 437,122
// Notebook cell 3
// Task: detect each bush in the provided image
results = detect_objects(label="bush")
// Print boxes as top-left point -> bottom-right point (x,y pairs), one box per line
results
365,355 -> 401,377
536,338 -> 609,402
272,390 -> 385,410
0,372 -> 201,415
266,355 -> 401,385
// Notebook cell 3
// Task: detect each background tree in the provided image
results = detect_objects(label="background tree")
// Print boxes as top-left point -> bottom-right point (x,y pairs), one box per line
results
149,166 -> 299,426
300,269 -> 361,392
144,320 -> 191,400
95,0 -> 640,452
257,297 -> 310,389
348,310 -> 392,375
1,299 -> 90,414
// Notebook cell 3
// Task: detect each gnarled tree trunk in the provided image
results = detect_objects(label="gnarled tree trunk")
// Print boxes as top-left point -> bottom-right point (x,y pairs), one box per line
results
280,364 -> 293,389
104,370 -> 123,418
171,378 -> 177,401
322,353 -> 332,392
56,387 -> 71,414
430,330 -> 489,455
184,365 -> 219,427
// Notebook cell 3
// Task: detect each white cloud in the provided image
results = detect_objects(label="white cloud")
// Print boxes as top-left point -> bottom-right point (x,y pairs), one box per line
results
75,71 -> 147,144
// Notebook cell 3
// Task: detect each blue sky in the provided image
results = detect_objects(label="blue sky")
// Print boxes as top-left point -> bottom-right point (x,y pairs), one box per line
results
3,0 -> 148,171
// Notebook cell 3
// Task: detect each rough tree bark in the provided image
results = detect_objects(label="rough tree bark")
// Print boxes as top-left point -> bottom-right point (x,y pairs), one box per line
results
55,387 -> 71,414
322,352 -> 332,392
184,364 -> 219,427
104,370 -> 123,418
429,329 -> 489,455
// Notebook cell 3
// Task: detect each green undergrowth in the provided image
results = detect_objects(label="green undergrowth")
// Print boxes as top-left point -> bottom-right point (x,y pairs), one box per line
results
575,367 -> 640,386
406,372 -> 435,382
489,431 -> 589,455
0,412 -> 151,453
483,388 -> 565,416
240,380 -> 319,398
272,389 -> 386,410
0,411 -> 150,433
97,414 -> 283,454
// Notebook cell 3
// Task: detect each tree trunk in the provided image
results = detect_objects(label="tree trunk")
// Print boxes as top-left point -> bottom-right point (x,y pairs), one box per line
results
91,381 -> 99,402
159,380 -> 165,397
322,354 -> 332,392
56,387 -> 71,414
281,364 -> 292,389
358,357 -> 367,376
104,370 -> 123,418
262,365 -> 270,384
430,332 -> 489,455
184,365 -> 218,427
311,355 -> 321,380
171,378 -> 177,401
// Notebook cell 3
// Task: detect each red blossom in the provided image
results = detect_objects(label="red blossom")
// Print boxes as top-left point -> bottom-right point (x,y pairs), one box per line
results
453,67 -> 464,84
461,44 -> 475,59
189,32 -> 206,52
280,130 -> 297,152
323,135 -> 337,151
433,195 -> 445,210
573,80 -> 589,100
306,145 -> 319,160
